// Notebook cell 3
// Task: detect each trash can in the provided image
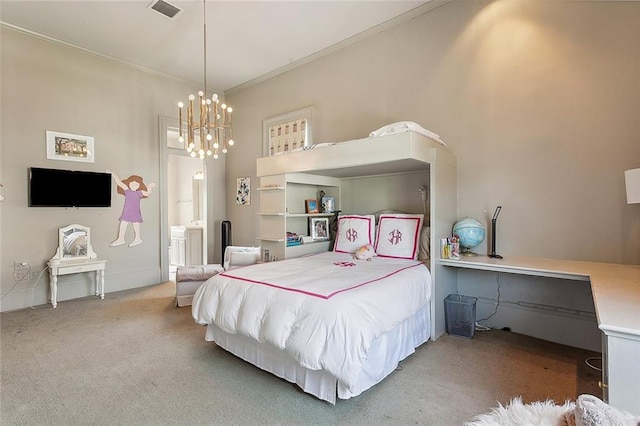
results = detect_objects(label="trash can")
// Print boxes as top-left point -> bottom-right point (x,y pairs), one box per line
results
444,294 -> 477,339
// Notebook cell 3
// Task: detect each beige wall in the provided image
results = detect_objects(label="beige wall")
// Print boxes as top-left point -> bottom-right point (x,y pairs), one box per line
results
226,0 -> 640,265
0,27 -> 209,311
1,0 -> 638,314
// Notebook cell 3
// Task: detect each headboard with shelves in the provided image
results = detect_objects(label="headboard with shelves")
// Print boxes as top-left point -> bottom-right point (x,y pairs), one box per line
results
256,131 -> 457,339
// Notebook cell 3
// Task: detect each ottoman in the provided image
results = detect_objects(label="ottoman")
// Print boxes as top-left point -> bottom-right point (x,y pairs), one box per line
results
175,264 -> 224,307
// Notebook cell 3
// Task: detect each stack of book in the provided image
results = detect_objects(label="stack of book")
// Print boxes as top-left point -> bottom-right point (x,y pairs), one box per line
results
286,232 -> 302,247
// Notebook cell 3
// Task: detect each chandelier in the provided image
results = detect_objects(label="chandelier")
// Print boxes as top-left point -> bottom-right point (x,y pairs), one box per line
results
177,0 -> 234,160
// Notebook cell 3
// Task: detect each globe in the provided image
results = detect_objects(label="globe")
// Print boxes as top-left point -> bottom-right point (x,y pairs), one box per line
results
452,217 -> 486,256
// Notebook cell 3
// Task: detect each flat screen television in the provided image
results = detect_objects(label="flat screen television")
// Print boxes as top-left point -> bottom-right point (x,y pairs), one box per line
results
29,167 -> 112,207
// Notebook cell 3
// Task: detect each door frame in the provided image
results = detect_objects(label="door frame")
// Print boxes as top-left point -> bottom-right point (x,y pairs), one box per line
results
159,115 -> 225,280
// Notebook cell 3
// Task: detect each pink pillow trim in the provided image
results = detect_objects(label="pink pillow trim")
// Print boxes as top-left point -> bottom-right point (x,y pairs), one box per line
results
333,215 -> 375,253
374,216 -> 422,260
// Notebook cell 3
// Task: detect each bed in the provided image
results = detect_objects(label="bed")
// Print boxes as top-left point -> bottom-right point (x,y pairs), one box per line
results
192,250 -> 432,404
194,126 -> 456,403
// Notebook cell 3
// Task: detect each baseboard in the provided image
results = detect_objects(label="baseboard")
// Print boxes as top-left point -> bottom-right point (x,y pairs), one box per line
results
0,266 -> 162,312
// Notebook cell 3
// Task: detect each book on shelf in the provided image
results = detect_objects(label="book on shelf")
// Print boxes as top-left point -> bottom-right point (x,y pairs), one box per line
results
286,231 -> 302,246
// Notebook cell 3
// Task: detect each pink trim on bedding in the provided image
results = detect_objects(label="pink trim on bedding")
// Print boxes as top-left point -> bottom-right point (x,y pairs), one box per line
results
333,215 -> 374,253
374,216 -> 422,260
220,262 -> 424,300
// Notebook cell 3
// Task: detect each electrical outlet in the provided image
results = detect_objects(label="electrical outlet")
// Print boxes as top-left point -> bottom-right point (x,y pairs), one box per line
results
13,261 -> 29,271
29,271 -> 41,280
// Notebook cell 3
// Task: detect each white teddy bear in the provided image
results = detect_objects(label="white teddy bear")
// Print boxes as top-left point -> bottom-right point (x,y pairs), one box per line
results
353,244 -> 376,261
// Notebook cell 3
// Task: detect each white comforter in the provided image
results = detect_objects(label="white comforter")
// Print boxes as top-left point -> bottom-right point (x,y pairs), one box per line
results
192,251 -> 431,391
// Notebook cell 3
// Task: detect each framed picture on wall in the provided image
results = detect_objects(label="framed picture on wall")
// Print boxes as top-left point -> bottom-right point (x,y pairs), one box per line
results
310,217 -> 329,240
236,177 -> 250,205
305,199 -> 319,214
46,131 -> 94,163
262,106 -> 313,157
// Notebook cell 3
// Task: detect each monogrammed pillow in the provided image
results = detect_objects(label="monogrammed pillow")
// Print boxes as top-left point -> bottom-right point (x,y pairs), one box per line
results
374,214 -> 424,260
333,215 -> 376,254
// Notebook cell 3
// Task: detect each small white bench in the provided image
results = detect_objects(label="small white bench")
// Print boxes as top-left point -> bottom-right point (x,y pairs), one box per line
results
175,264 -> 224,307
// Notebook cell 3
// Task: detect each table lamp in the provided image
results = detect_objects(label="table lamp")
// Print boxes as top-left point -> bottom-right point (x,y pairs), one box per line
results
488,206 -> 502,259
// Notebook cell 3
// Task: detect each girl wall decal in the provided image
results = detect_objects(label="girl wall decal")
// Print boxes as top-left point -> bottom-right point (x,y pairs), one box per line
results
108,170 -> 155,247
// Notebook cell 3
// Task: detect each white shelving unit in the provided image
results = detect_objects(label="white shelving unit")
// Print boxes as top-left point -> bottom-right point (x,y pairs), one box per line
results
257,173 -> 341,261
256,131 -> 458,340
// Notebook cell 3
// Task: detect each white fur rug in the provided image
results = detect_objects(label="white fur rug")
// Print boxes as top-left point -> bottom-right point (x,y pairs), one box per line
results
465,397 -> 575,426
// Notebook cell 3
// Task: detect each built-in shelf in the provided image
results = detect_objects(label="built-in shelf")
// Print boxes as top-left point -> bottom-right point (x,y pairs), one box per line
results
285,240 -> 332,256
257,237 -> 331,246
256,131 -> 455,178
256,186 -> 284,191
257,236 -> 285,242
287,213 -> 334,218
258,173 -> 340,260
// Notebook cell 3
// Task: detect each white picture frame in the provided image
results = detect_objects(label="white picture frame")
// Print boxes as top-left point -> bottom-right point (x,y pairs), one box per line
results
262,106 -> 313,157
310,217 -> 329,241
321,196 -> 335,213
46,131 -> 95,163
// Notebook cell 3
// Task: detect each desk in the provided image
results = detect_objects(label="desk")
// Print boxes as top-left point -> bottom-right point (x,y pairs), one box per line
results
439,256 -> 640,415
48,259 -> 106,308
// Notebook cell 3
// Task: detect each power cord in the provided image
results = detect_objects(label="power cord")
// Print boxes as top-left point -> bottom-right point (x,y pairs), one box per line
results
585,357 -> 603,372
0,264 -> 51,310
475,323 -> 492,331
30,266 -> 50,309
0,263 -> 32,301
418,186 -> 428,217
475,272 -> 502,330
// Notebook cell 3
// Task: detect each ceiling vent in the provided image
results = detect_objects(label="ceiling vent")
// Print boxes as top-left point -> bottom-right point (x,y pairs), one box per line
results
148,0 -> 182,20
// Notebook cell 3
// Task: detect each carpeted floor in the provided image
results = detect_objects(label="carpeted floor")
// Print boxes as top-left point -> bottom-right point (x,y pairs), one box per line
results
0,281 -> 601,425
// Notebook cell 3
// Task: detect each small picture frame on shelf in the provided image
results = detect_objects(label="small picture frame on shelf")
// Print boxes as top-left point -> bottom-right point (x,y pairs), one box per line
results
310,217 -> 329,240
305,199 -> 319,214
321,196 -> 335,213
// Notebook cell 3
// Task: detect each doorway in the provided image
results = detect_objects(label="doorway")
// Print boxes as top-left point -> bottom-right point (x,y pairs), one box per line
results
159,117 -> 208,281
167,152 -> 207,270
159,116 -> 226,282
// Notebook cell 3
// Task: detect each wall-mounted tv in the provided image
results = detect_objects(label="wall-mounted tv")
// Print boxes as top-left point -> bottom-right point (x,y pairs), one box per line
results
29,167 -> 112,207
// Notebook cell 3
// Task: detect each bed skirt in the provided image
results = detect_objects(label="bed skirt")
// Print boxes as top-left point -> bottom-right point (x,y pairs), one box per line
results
205,303 -> 431,404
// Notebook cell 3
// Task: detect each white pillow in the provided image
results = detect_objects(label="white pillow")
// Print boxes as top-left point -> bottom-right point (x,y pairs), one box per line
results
374,214 -> 424,260
333,215 -> 376,254
223,246 -> 261,270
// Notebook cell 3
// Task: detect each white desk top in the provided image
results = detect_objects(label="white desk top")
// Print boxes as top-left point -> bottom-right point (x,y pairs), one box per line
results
439,256 -> 640,339
48,258 -> 106,267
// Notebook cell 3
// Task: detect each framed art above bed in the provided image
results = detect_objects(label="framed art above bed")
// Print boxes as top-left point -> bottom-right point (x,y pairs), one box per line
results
262,106 -> 313,157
